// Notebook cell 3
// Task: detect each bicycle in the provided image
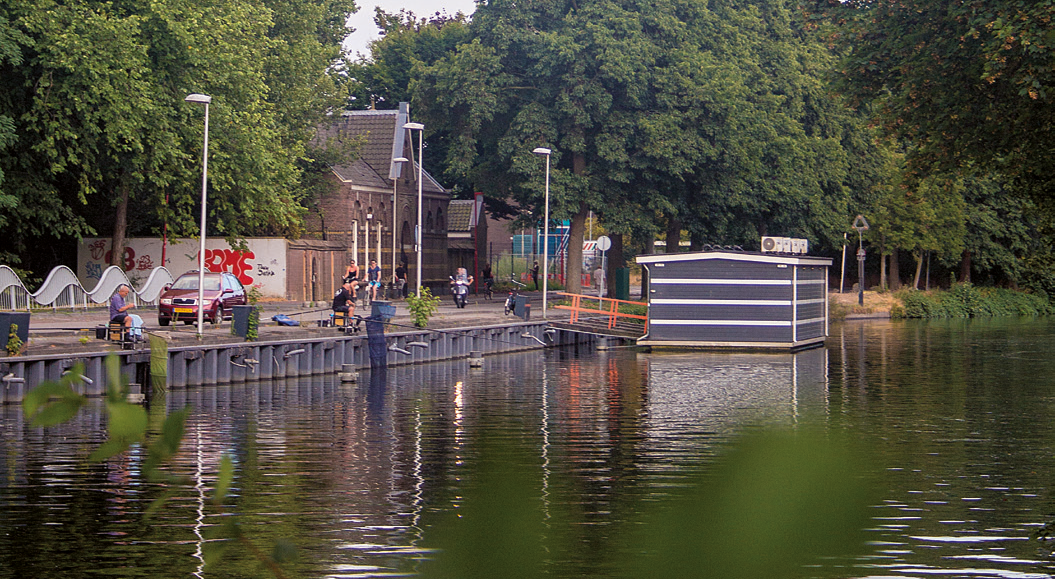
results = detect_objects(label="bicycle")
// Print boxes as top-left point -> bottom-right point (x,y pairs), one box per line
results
504,276 -> 526,315
483,277 -> 494,301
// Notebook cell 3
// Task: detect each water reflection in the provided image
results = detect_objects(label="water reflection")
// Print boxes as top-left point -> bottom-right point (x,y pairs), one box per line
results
3,320 -> 1055,578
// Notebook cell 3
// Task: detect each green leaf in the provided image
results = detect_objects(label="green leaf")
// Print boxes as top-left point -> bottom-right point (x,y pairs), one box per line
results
88,438 -> 132,462
22,381 -> 82,422
29,397 -> 86,427
213,453 -> 234,504
106,400 -> 148,441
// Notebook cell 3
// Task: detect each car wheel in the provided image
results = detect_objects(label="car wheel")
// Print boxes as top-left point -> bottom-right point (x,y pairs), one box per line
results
211,306 -> 223,325
159,317 -> 170,327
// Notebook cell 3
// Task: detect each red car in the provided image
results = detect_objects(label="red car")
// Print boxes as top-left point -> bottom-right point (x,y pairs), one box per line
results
158,271 -> 247,326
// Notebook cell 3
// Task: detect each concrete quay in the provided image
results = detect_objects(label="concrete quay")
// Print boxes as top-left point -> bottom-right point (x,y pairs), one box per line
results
0,291 -> 596,402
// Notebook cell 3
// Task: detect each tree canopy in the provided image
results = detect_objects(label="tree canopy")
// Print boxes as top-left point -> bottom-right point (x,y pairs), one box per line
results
0,0 -> 355,271
824,0 -> 1055,198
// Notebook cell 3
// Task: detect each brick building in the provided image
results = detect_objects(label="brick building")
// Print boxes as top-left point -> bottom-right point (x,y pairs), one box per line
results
306,103 -> 450,291
447,193 -> 488,289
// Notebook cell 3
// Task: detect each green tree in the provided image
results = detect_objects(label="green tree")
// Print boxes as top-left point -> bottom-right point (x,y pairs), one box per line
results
0,0 -> 355,272
408,0 -> 891,296
824,0 -> 1055,204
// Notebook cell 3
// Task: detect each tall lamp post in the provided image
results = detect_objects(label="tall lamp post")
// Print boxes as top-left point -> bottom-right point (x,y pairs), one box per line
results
403,122 -> 424,296
532,147 -> 551,318
393,157 -> 409,293
185,93 -> 212,338
852,214 -> 870,306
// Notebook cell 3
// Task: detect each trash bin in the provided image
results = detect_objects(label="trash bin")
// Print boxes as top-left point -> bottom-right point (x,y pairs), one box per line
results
514,295 -> 530,320
615,267 -> 630,301
231,305 -> 256,338
0,312 -> 29,353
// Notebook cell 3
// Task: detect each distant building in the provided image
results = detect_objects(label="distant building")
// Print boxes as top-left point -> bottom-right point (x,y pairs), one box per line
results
446,194 -> 488,288
306,103 -> 450,291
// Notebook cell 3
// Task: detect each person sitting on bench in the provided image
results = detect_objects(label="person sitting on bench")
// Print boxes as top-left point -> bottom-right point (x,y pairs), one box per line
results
110,284 -> 135,331
332,280 -> 355,323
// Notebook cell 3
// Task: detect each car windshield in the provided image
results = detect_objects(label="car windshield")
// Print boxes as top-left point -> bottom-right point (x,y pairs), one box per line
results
170,275 -> 221,291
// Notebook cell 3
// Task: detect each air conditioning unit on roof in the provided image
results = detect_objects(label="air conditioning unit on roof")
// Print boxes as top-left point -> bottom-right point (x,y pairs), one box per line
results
761,236 -> 808,254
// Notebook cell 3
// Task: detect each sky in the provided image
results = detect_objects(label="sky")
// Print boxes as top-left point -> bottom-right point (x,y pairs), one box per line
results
342,0 -> 478,59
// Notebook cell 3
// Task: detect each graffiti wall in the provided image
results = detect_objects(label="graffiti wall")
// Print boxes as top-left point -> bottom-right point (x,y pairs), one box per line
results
78,238 -> 288,297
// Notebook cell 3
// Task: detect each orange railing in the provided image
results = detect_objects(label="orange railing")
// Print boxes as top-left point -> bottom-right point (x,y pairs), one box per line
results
554,293 -> 649,330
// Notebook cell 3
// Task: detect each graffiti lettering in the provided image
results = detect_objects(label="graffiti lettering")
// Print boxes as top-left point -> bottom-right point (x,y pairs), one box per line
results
86,262 -> 103,281
136,255 -> 155,270
256,264 -> 276,277
88,240 -> 107,260
104,247 -> 136,271
197,249 -> 256,285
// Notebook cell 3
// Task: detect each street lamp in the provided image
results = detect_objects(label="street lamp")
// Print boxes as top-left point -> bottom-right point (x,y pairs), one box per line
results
403,122 -> 424,296
533,147 -> 551,319
185,93 -> 211,338
393,157 -> 409,291
365,210 -> 372,273
852,214 -> 870,307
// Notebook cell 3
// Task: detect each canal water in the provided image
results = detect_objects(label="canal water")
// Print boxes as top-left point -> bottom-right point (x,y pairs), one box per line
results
2,318 -> 1055,578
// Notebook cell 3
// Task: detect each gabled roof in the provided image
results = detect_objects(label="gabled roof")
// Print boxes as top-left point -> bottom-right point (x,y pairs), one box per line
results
331,159 -> 389,189
447,200 -> 476,232
314,104 -> 446,194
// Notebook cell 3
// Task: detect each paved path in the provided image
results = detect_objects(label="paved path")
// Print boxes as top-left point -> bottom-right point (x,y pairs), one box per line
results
13,290 -> 573,357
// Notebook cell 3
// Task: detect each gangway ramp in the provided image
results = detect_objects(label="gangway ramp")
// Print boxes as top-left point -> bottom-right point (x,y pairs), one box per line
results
550,293 -> 647,339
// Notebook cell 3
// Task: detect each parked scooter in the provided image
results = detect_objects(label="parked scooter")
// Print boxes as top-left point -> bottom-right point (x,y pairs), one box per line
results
449,275 -> 471,308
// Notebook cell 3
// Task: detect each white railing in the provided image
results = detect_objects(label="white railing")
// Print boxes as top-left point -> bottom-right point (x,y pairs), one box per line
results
0,265 -> 174,311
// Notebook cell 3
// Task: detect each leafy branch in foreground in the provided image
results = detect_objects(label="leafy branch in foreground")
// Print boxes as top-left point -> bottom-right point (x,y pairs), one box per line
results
21,349 -> 290,577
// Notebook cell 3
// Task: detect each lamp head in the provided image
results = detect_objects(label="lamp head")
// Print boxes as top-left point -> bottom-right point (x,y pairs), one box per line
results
403,122 -> 424,131
532,147 -> 551,156
185,93 -> 212,104
393,157 -> 409,163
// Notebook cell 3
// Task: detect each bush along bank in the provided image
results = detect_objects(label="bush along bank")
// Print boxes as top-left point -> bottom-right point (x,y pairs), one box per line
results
891,283 -> 1055,319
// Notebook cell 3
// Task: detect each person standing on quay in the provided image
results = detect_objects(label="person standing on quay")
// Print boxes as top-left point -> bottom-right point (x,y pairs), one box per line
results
531,260 -> 540,291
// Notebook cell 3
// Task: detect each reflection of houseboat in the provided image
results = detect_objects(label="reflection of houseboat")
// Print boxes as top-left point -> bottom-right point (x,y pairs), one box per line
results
636,250 -> 832,350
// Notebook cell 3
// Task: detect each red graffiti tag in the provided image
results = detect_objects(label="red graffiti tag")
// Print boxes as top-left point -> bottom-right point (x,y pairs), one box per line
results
199,249 -> 256,285
104,247 -> 136,271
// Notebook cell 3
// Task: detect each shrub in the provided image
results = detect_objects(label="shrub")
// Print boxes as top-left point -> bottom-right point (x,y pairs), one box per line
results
406,287 -> 441,328
895,283 -> 1054,318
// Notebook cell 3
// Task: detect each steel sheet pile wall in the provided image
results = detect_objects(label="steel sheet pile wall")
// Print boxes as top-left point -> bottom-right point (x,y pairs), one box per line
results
637,251 -> 831,350
0,322 -> 594,402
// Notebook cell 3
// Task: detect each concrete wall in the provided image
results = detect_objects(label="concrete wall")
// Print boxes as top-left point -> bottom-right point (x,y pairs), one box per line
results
79,238 -> 289,298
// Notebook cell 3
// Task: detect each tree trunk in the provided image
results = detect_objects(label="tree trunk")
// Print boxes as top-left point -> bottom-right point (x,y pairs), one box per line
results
959,249 -> 972,283
665,217 -> 681,253
912,251 -> 923,290
879,233 -> 887,291
640,233 -> 654,300
607,233 -> 624,300
566,203 -> 587,295
889,247 -> 901,290
565,152 -> 589,295
689,231 -> 703,252
110,182 -> 129,269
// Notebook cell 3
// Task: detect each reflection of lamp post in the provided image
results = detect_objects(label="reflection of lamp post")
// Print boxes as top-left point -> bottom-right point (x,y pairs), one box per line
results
852,214 -> 870,306
393,157 -> 409,292
532,147 -> 551,319
403,122 -> 424,296
185,93 -> 211,338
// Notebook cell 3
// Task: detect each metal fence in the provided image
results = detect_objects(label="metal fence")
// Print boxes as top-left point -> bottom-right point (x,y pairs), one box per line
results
0,265 -> 174,311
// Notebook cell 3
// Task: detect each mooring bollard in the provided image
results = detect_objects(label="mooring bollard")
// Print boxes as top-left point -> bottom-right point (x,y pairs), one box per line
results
127,383 -> 145,404
469,350 -> 484,368
339,363 -> 358,383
